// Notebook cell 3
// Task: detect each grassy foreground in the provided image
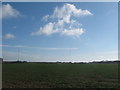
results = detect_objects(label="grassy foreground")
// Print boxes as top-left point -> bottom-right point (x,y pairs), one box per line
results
2,63 -> 119,88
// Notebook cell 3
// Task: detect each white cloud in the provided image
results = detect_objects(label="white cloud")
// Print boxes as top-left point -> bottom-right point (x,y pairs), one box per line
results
0,4 -> 21,19
42,15 -> 49,21
61,28 -> 84,37
51,3 -> 92,22
4,33 -> 15,39
57,19 -> 64,26
32,3 -> 93,37
31,22 -> 59,36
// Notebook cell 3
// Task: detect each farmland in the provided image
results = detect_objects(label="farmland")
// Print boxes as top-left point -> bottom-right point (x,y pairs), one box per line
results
2,63 -> 119,88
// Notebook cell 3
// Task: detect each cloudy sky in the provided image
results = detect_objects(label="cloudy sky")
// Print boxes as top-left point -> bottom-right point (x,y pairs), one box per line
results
1,2 -> 118,62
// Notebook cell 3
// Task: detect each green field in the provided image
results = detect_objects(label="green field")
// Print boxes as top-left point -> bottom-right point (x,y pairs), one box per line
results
2,63 -> 119,88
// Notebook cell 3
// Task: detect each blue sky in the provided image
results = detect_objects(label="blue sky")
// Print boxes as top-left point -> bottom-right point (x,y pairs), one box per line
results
1,2 -> 118,62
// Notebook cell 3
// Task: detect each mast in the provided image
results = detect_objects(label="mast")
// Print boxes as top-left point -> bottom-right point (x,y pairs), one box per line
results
18,47 -> 20,61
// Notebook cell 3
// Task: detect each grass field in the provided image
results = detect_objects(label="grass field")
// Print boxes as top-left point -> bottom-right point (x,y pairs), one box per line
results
2,63 -> 119,88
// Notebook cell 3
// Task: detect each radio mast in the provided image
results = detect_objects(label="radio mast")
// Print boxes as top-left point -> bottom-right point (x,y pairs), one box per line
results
17,47 -> 20,61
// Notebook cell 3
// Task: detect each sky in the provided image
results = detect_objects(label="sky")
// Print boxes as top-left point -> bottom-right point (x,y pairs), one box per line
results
1,2 -> 118,62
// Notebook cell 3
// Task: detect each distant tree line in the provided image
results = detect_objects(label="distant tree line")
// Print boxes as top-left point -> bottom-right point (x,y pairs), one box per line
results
3,60 -> 27,63
88,60 -> 120,64
2,59 -> 120,64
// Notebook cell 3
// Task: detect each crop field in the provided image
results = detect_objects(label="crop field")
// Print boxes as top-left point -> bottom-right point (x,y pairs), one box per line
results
2,63 -> 119,88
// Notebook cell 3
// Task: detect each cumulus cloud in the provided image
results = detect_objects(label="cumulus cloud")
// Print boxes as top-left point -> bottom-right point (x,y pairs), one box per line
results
51,3 -> 92,22
0,4 -> 22,19
61,28 -> 84,37
42,15 -> 49,21
32,22 -> 59,36
32,3 -> 93,37
4,33 -> 15,39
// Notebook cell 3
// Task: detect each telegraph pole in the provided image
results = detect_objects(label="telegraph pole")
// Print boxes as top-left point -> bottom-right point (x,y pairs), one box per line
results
18,47 -> 20,61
